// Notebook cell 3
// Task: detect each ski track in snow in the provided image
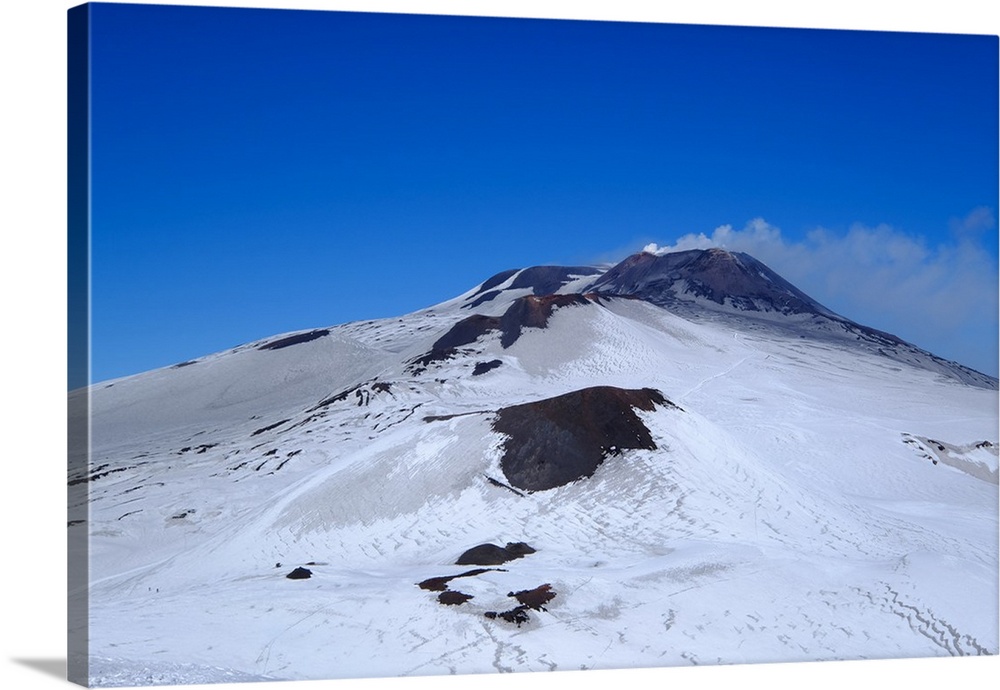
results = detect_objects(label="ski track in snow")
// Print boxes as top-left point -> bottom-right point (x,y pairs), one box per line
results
78,281 -> 999,685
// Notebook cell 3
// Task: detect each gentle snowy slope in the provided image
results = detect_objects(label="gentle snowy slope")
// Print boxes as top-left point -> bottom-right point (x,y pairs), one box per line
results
75,251 -> 998,686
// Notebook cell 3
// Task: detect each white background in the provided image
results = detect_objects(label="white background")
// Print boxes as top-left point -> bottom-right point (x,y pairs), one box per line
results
1,1 -> 996,689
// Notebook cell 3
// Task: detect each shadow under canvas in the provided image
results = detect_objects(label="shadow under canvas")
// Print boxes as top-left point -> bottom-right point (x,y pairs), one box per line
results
12,658 -> 67,681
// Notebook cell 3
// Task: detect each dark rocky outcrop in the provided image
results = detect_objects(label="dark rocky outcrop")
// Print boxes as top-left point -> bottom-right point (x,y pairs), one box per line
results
286,567 -> 312,580
455,542 -> 536,566
413,294 -> 594,374
493,386 -> 676,491
464,266 -> 600,307
509,583 -> 556,611
484,608 -> 530,626
498,294 -> 590,347
431,293 -> 593,360
508,266 -> 602,296
484,475 -> 527,497
473,268 -> 520,296
251,419 -> 290,436
311,384 -> 362,410
466,290 -> 502,309
311,381 -> 395,411
484,584 -> 557,627
588,248 -> 830,316
472,359 -> 503,376
438,591 -> 473,606
406,349 -> 457,375
433,315 -> 501,351
584,249 -> 998,390
417,568 -> 497,592
68,463 -> 134,485
258,329 -> 330,351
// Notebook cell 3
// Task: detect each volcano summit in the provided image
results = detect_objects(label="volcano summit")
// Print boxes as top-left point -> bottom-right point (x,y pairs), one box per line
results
73,247 -> 998,685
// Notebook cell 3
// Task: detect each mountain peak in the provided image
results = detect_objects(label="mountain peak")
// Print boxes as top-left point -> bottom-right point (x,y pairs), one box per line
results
701,246 -> 734,258
588,247 -> 830,318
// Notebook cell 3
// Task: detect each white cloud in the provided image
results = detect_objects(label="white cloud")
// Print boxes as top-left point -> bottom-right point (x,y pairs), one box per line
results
646,213 -> 999,376
950,206 -> 996,239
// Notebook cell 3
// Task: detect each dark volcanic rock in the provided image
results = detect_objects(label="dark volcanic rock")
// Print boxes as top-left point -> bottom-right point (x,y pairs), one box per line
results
414,294 -> 594,372
251,419 -> 290,436
438,591 -> 473,606
259,329 -> 330,351
433,314 -> 501,350
472,359 -> 503,376
417,568 -> 495,592
508,265 -> 602,296
484,475 -> 527,497
509,583 -> 556,611
286,567 -> 312,580
484,607 -> 531,626
473,268 -> 520,296
588,248 -> 830,316
455,542 -> 536,566
499,294 -> 591,348
440,294 -> 591,351
311,384 -> 361,410
456,544 -> 511,566
466,266 -> 601,306
493,386 -> 674,491
586,248 -> 998,390
466,290 -> 502,309
484,585 -> 555,626
405,348 -> 458,375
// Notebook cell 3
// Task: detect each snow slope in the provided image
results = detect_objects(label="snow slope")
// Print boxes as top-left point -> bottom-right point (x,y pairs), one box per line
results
74,251 -> 998,686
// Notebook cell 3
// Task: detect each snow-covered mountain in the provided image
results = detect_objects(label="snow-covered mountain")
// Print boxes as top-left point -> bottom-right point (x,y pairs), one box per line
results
71,247 -> 998,686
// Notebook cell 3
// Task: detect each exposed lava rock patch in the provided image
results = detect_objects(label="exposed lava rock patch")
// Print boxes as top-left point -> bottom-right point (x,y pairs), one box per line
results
484,584 -> 557,627
171,443 -> 218,458
466,290 -> 502,309
417,568 -> 501,592
902,432 -> 999,484
405,348 -> 458,375
251,419 -> 290,436
509,583 -> 556,611
311,381 -> 394,411
493,386 -> 676,491
433,314 -> 501,350
286,567 -> 312,580
472,268 -> 520,297
68,463 -> 135,485
484,608 -> 530,626
422,410 -> 489,423
417,294 -> 594,372
498,294 -> 590,347
258,329 -> 330,351
311,384 -> 362,410
508,265 -> 602,296
588,248 -> 827,316
483,475 -> 526,497
472,359 -> 503,376
456,542 -> 535,566
463,265 -> 600,309
438,591 -> 473,606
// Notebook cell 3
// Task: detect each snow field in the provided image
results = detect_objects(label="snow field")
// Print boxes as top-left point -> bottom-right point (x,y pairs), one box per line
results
81,284 -> 998,684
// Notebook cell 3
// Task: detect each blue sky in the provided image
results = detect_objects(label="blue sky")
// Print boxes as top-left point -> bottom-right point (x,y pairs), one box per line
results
87,2 -> 998,382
